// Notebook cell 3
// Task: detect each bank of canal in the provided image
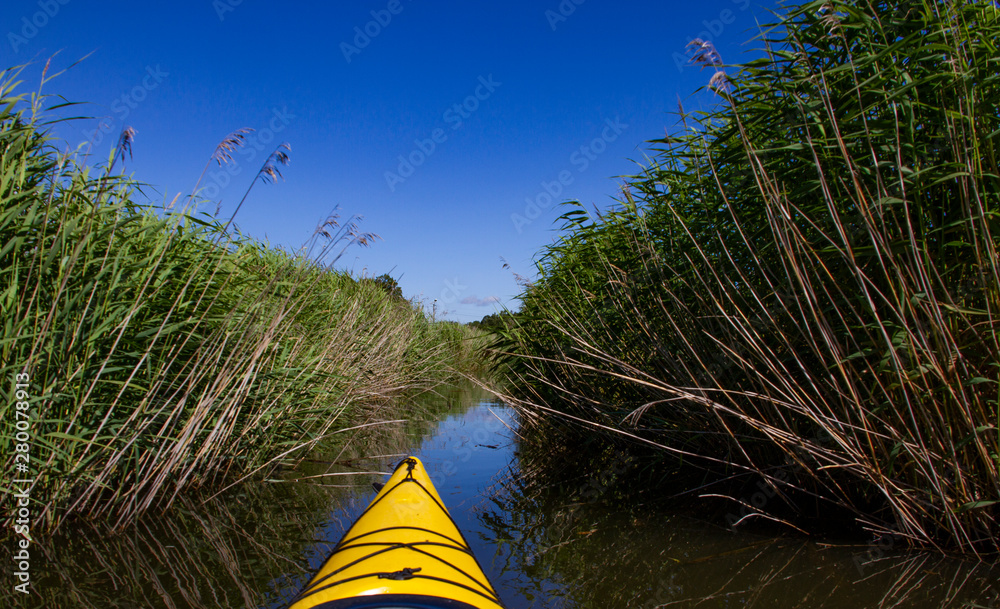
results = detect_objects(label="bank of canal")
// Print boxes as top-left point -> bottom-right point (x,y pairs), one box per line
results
5,383 -> 998,608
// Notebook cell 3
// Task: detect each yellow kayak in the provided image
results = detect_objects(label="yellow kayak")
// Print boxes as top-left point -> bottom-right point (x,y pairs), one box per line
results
286,456 -> 507,609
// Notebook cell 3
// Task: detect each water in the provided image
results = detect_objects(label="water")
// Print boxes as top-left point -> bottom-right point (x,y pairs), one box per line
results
5,384 -> 999,608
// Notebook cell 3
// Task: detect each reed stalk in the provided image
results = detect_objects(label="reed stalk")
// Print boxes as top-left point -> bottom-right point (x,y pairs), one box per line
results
0,67 -> 481,534
499,0 -> 1000,555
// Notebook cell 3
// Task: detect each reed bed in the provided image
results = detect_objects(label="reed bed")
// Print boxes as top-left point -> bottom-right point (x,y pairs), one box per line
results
0,67 -> 480,534
498,0 -> 1000,555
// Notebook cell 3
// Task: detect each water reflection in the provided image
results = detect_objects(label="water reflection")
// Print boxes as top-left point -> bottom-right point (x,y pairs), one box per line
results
4,484 -> 331,608
3,385 -> 997,609
482,438 -> 1000,609
0,385 -> 480,609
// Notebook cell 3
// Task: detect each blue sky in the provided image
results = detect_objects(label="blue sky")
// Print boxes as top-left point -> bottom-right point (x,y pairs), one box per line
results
3,0 -> 778,322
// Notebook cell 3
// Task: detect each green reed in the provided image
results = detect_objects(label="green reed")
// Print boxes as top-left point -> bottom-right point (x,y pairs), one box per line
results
0,67 -> 482,533
499,0 -> 1000,555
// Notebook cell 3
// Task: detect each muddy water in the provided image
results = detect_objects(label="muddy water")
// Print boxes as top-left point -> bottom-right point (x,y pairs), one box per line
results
5,384 -> 999,608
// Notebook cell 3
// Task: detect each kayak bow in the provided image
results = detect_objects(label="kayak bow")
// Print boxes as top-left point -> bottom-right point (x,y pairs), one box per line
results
287,456 -> 506,609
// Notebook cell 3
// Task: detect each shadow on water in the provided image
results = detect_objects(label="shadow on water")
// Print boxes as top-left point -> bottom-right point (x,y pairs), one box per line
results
3,383 -> 998,608
481,441 -> 1000,609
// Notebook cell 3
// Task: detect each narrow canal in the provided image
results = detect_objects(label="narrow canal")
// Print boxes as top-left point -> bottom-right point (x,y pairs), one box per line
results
11,383 -> 1000,608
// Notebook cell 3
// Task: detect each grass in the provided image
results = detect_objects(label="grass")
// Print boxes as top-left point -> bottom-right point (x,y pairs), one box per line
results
0,64 -> 486,534
0,383 -> 485,609
497,0 -> 1000,555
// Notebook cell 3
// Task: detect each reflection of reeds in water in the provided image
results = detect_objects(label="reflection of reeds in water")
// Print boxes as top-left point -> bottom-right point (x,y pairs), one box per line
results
0,489 -> 321,609
0,384 -> 483,609
480,446 -> 1000,609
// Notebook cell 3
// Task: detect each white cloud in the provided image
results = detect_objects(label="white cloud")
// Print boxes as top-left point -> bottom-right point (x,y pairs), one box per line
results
460,295 -> 500,307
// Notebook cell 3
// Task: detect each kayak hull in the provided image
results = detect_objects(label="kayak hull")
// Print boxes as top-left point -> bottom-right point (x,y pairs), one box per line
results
287,456 -> 505,609
296,594 -> 484,608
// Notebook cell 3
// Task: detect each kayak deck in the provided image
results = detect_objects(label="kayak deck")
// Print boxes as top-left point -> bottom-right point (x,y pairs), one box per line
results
287,456 -> 506,609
